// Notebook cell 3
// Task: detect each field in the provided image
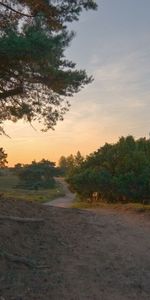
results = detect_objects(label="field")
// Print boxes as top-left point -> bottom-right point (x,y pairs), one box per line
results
0,173 -> 65,203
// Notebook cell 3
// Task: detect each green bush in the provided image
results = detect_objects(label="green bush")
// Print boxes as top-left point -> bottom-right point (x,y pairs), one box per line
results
17,160 -> 56,190
67,136 -> 150,204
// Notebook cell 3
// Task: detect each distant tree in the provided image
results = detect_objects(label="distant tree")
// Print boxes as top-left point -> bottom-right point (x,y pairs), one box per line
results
74,151 -> 84,168
65,154 -> 75,175
59,151 -> 84,176
14,163 -> 23,173
0,147 -> 8,168
0,0 -> 97,132
14,163 -> 23,168
58,156 -> 68,175
58,154 -> 74,176
17,159 -> 57,189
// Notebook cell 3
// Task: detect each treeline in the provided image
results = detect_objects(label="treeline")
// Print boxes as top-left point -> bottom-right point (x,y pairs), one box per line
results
66,136 -> 150,204
0,156 -> 60,190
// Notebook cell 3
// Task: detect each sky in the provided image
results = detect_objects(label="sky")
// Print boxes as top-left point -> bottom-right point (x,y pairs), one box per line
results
1,0 -> 150,166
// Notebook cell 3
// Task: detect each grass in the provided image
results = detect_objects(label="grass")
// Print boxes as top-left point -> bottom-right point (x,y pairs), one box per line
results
0,174 -> 65,203
72,197 -> 150,214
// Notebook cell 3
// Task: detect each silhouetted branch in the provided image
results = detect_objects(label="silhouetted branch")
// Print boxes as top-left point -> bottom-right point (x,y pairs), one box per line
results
0,2 -> 34,17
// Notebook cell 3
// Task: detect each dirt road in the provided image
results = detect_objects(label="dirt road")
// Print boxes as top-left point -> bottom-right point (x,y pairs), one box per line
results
45,177 -> 75,208
0,194 -> 150,299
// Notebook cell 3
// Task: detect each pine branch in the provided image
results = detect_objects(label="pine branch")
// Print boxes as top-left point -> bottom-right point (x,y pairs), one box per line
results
0,86 -> 24,99
0,2 -> 35,17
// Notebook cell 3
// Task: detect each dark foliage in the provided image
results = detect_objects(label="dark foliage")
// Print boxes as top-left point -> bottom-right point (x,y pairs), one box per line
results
17,159 -> 57,189
0,0 -> 97,132
0,147 -> 8,168
58,151 -> 84,176
67,136 -> 150,204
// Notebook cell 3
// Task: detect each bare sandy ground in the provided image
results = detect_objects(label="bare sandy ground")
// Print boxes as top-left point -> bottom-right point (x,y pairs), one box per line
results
43,177 -> 150,300
0,187 -> 150,299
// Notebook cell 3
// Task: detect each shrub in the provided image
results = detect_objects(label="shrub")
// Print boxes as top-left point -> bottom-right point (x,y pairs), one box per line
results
67,136 -> 150,204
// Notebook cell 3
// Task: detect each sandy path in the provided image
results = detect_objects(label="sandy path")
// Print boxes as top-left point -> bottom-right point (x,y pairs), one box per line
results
0,197 -> 150,299
57,208 -> 150,300
45,177 -> 75,208
42,179 -> 150,299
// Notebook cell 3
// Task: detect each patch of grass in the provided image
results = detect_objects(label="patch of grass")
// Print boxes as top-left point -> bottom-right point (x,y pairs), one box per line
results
72,199 -> 99,209
0,174 -> 65,203
0,174 -> 19,189
72,197 -> 150,214
114,202 -> 150,213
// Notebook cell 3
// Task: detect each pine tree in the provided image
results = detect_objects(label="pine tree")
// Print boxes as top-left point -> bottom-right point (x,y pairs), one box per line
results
0,1 -> 97,132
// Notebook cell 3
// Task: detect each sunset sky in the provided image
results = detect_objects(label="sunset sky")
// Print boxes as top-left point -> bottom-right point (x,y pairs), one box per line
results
1,0 -> 150,166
